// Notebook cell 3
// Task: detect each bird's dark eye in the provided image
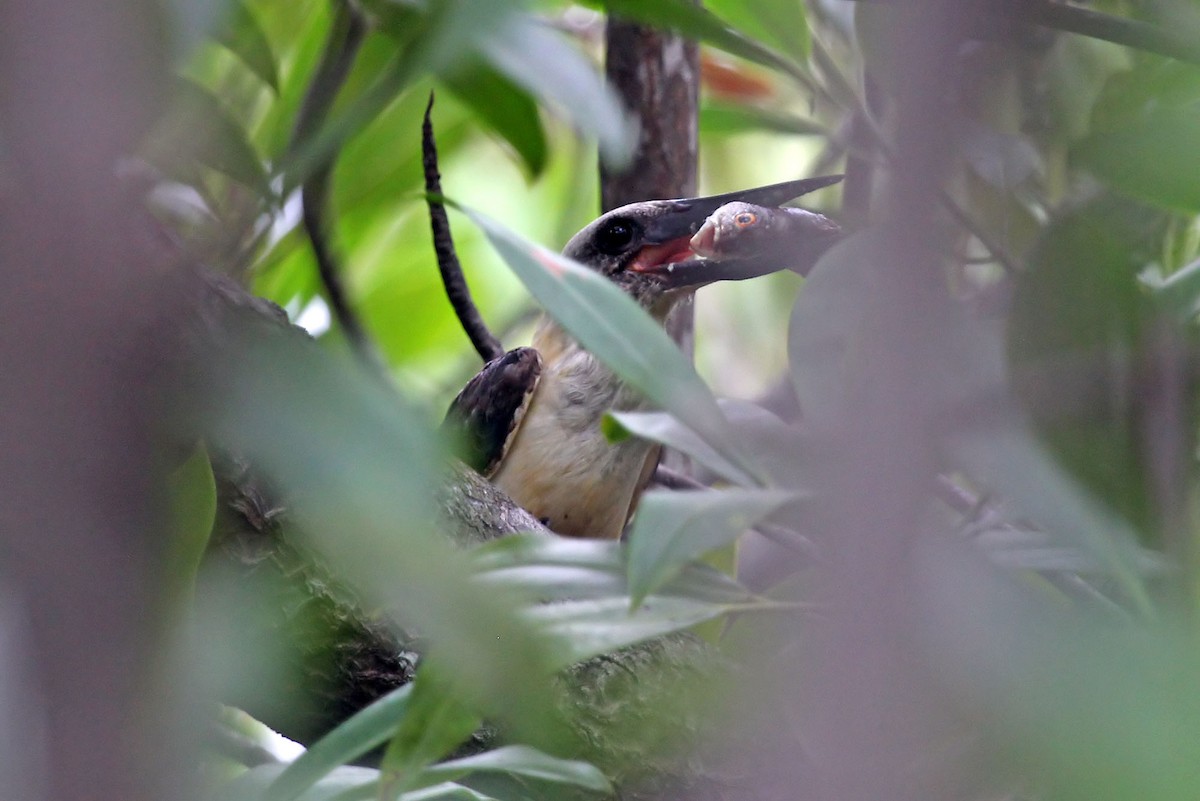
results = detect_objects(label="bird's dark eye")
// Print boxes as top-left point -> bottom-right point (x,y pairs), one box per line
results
595,218 -> 638,255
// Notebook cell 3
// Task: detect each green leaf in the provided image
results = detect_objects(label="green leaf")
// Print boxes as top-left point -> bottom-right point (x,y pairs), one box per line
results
415,745 -> 611,794
1042,36 -> 1131,142
625,489 -> 794,608
522,594 -> 768,666
440,61 -> 548,177
960,122 -> 1043,190
1075,104 -> 1200,211
379,669 -> 481,795
164,442 -> 216,607
920,543 -> 1200,801
265,685 -> 413,801
210,335 -> 567,757
1008,205 -> 1156,539
604,409 -> 757,487
946,413 -> 1153,617
478,13 -> 635,167
700,103 -> 827,137
607,400 -> 810,490
704,0 -> 810,61
399,784 -> 499,801
145,77 -> 273,199
470,533 -> 754,606
212,1 -> 280,92
459,205 -> 762,484
231,766 -> 498,801
588,0 -> 815,90
228,763 -> 376,801
790,228 -> 1007,433
1143,255 -> 1200,321
284,0 -> 528,190
468,534 -> 765,666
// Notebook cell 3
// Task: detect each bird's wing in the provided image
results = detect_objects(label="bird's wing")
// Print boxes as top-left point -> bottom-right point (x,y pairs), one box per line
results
442,347 -> 542,477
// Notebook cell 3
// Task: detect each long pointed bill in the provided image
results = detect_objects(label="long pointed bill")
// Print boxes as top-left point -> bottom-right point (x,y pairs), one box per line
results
629,175 -> 843,288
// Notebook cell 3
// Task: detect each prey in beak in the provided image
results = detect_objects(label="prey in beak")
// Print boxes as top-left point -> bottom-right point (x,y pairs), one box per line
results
446,175 -> 843,540
561,174 -> 842,304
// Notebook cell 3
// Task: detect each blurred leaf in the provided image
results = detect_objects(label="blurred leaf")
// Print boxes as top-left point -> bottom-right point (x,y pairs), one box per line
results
416,745 -> 611,794
285,0 -> 527,190
973,524 -> 1164,575
1075,105 -> 1200,211
609,399 -> 812,490
960,122 -> 1043,190
699,103 -> 827,136
704,0 -> 810,61
586,0 -> 814,88
213,1 -> 280,91
209,336 -> 567,750
145,77 -> 273,199
233,765 -> 496,801
470,533 -> 754,605
523,594 -> 771,666
399,784 -> 498,801
625,489 -> 794,608
228,763 -> 376,801
379,669 -> 481,794
1143,255 -> 1200,321
946,412 -> 1153,616
460,205 -> 762,483
918,541 -> 1200,801
468,534 -> 766,666
265,685 -> 413,801
164,443 -> 216,607
1042,35 -> 1131,142
604,409 -> 758,487
1008,206 -> 1156,537
441,61 -> 548,177
790,228 -> 1007,432
478,13 -> 635,167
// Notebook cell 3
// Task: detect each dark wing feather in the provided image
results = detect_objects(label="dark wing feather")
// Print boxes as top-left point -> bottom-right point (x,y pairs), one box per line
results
442,347 -> 542,477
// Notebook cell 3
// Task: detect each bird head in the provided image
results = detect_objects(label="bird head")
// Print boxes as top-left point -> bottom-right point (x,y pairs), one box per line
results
562,175 -> 842,310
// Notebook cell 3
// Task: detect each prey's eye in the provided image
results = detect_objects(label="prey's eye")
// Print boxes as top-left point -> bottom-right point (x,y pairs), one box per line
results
734,211 -> 758,228
595,217 -> 638,255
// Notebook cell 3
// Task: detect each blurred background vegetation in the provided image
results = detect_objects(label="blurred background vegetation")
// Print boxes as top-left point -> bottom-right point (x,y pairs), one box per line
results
6,1 -> 1200,801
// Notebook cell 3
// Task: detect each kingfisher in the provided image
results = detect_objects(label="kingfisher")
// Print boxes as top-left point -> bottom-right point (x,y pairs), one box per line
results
444,177 -> 841,540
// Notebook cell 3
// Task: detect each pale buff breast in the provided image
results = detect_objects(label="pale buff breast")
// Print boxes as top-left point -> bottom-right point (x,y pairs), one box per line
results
491,324 -> 654,539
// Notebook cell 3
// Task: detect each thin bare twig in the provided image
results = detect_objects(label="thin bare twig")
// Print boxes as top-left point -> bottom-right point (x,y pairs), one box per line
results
422,93 -> 504,364
292,0 -> 379,366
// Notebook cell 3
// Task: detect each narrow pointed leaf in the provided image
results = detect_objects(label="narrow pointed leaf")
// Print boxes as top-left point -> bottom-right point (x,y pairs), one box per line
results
625,489 -> 795,608
146,78 -> 272,199
587,0 -> 814,89
164,443 -> 216,607
441,62 -> 548,177
461,207 -> 762,483
480,14 -> 635,166
379,668 -> 481,794
265,685 -> 413,801
470,533 -> 754,605
946,413 -> 1153,616
213,1 -> 280,92
523,595 -> 770,666
415,746 -> 611,794
604,409 -> 754,487
700,104 -> 827,137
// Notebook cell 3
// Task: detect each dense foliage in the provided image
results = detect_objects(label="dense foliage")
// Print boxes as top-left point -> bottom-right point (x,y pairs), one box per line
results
7,1 -> 1200,800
